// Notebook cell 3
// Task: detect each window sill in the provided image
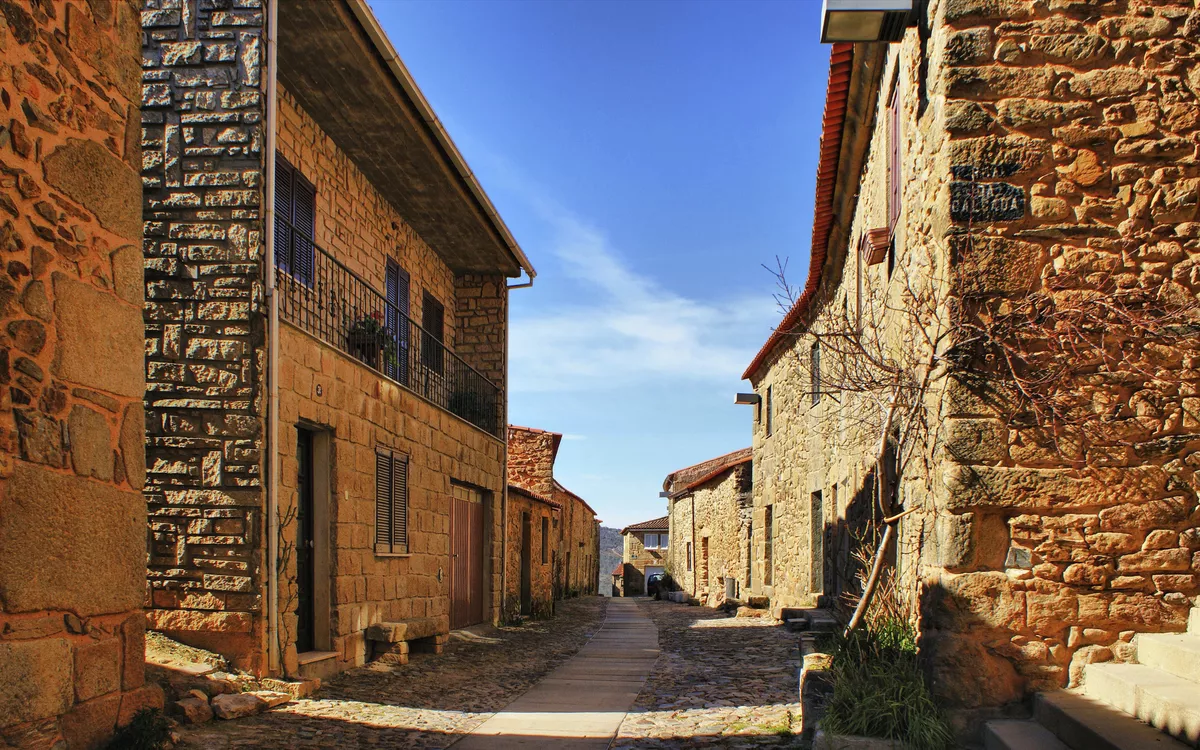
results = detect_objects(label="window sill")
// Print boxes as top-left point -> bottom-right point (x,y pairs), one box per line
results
375,551 -> 412,558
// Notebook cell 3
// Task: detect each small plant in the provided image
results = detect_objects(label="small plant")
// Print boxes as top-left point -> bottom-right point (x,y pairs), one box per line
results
106,708 -> 172,750
821,618 -> 953,750
348,311 -> 398,369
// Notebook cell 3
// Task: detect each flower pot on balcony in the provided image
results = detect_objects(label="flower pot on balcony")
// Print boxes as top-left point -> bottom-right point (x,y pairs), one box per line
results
350,332 -> 383,370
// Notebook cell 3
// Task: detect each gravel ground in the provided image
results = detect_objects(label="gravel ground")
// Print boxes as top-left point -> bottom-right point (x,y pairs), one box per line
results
612,599 -> 804,749
177,596 -> 608,749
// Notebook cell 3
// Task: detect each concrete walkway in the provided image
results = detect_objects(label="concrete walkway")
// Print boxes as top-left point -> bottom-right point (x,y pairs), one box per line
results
452,598 -> 659,748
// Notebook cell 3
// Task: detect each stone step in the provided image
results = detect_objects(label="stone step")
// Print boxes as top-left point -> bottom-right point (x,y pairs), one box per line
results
1035,690 -> 1191,750
983,720 -> 1069,750
1190,609 -> 1200,637
1140,633 -> 1200,686
1084,663 -> 1200,746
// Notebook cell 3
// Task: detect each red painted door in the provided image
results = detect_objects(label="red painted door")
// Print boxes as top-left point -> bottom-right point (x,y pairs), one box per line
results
450,485 -> 485,629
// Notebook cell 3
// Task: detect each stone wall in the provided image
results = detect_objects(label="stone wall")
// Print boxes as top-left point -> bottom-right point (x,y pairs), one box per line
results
668,464 -> 752,606
503,491 -> 556,621
923,0 -> 1200,721
455,273 -> 507,399
276,323 -> 504,672
0,0 -> 155,746
748,0 -> 1200,734
555,484 -> 599,596
141,0 -> 269,674
508,425 -> 556,496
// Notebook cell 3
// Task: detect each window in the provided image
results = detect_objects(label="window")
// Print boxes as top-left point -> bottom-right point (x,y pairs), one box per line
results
541,517 -> 549,564
686,541 -> 694,571
274,153 -> 316,286
811,341 -> 821,406
764,505 -> 774,586
421,292 -> 445,374
644,532 -> 668,550
811,491 -> 824,594
765,385 -> 773,437
374,447 -> 409,554
887,83 -> 902,235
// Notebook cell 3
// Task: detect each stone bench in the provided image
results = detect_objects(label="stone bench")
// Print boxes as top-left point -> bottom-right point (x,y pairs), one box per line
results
365,616 -> 449,665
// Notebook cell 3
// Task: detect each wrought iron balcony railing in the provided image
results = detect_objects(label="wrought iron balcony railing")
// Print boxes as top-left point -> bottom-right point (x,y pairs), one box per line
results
276,230 -> 501,437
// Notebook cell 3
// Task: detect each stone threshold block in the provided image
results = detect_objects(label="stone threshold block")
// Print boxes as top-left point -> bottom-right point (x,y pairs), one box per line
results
365,616 -> 449,663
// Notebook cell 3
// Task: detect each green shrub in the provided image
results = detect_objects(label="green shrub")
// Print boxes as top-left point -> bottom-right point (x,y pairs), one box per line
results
106,708 -> 172,750
820,619 -> 953,750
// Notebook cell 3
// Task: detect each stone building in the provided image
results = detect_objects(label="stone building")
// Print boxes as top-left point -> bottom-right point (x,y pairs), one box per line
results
664,448 -> 753,607
618,517 -> 669,597
743,0 -> 1200,739
506,425 -> 600,617
0,1 -> 156,747
142,0 -> 535,680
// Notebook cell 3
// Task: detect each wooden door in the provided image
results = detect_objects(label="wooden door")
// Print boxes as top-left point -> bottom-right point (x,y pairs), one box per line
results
450,485 -> 485,629
295,429 -> 315,653
520,512 -> 532,616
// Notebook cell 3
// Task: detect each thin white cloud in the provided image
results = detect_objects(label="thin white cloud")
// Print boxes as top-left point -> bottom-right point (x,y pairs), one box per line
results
510,208 -> 777,394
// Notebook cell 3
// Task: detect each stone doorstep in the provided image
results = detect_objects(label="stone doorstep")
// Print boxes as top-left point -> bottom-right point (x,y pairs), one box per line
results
1083,663 -> 1200,745
1035,690 -> 1190,750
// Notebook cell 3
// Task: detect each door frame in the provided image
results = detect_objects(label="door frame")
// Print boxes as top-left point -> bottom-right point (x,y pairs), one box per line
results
294,425 -> 332,654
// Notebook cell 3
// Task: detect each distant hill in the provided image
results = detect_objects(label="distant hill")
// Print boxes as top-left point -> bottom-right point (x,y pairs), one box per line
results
598,526 -> 623,596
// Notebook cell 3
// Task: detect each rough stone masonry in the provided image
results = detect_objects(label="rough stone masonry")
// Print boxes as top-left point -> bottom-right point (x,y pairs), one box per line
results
0,0 -> 155,748
141,0 -> 269,672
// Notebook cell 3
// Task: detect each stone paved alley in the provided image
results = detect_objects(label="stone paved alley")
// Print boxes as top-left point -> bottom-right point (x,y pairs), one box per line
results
178,598 -> 801,748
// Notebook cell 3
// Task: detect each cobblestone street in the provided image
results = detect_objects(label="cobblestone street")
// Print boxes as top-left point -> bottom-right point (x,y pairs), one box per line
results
613,601 -> 803,749
178,597 -> 607,749
177,597 -> 802,749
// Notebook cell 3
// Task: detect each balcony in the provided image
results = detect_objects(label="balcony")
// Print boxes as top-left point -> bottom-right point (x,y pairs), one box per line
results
277,234 -> 502,438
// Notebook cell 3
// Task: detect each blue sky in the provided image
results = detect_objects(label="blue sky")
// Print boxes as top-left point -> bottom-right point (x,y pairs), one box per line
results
374,0 -> 831,528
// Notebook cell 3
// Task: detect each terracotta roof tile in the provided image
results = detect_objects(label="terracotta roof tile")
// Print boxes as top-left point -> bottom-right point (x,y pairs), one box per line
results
508,483 -> 561,509
663,447 -> 752,494
620,516 -> 669,534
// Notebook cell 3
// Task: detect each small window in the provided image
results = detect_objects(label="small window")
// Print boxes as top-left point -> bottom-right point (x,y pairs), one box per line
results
764,505 -> 774,587
541,517 -> 549,564
644,533 -> 659,549
811,341 -> 821,406
659,532 -> 669,549
887,84 -> 902,234
686,541 -> 694,571
374,447 -> 408,554
765,385 -> 773,437
274,153 -> 316,286
421,292 -> 445,374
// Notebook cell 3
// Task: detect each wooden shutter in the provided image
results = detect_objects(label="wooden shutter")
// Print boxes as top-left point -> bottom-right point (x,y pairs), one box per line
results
888,85 -> 901,232
292,173 -> 316,286
422,293 -> 444,342
421,292 -> 445,373
274,155 -> 294,275
375,449 -> 392,552
391,453 -> 408,553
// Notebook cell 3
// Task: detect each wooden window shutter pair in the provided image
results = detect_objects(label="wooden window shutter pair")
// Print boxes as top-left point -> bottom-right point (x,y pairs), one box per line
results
375,447 -> 409,554
274,153 -> 316,285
